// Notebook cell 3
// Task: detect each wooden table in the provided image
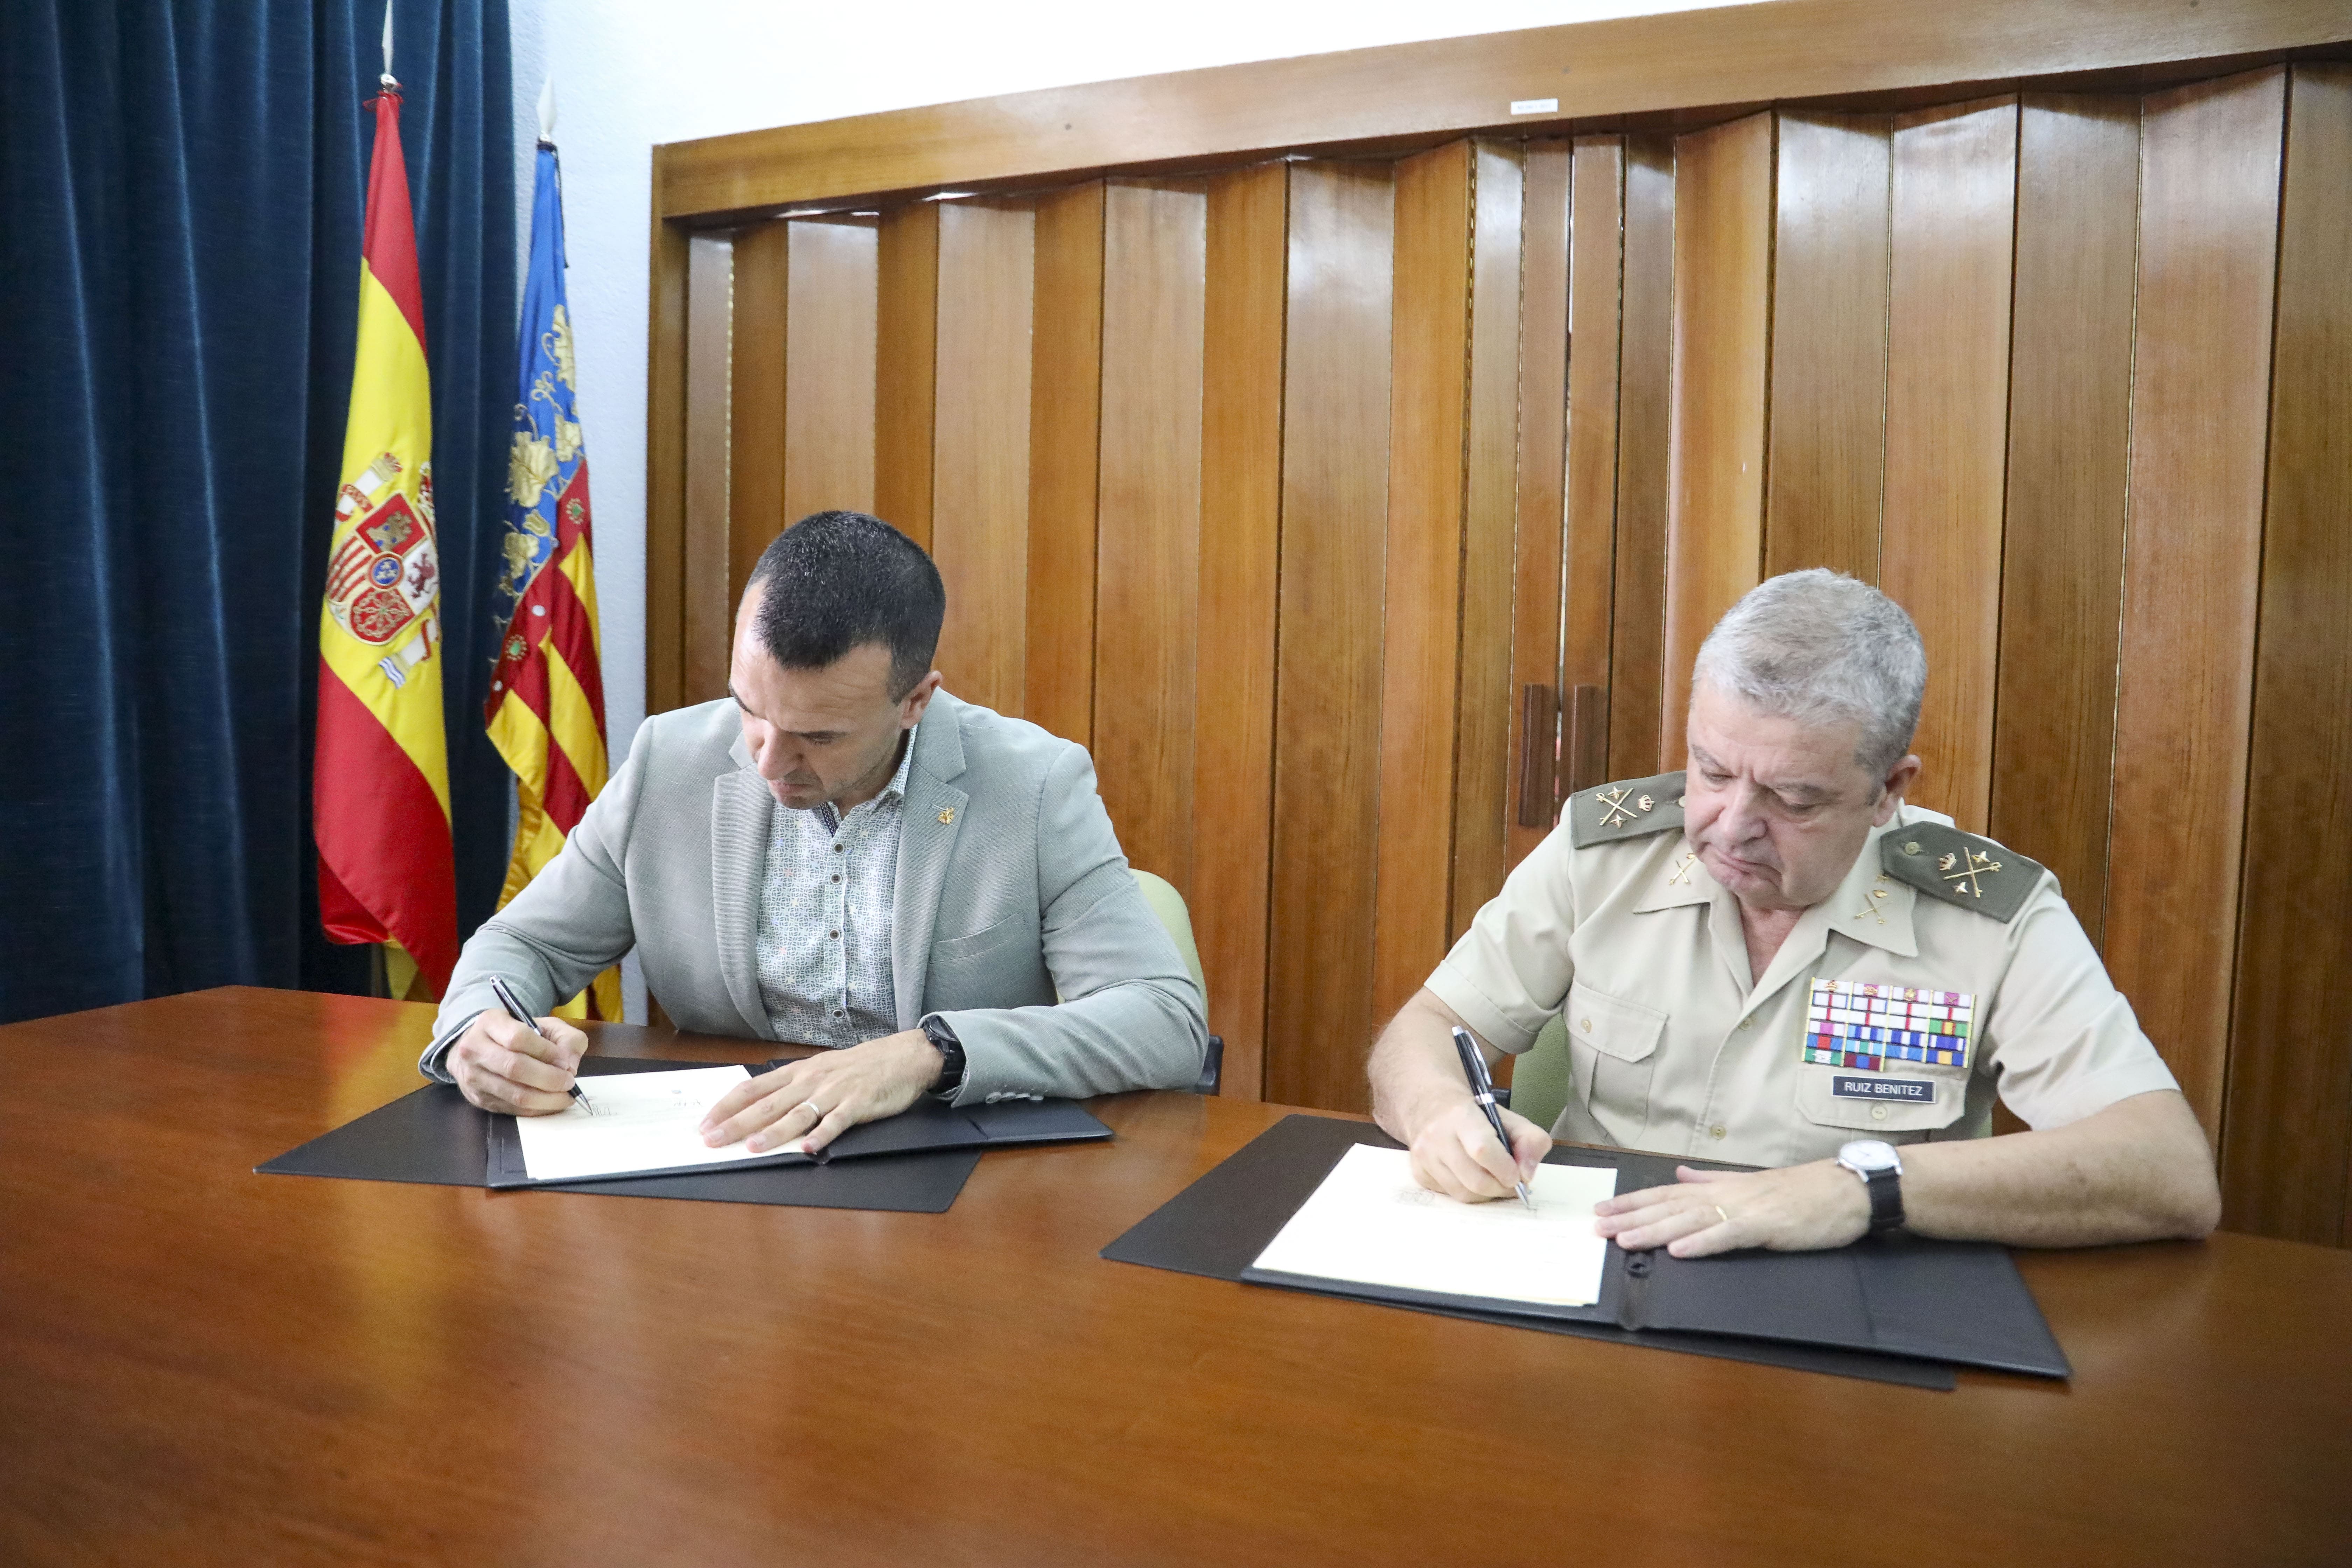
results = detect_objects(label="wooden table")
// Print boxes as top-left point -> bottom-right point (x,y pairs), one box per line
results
3,988 -> 2347,1565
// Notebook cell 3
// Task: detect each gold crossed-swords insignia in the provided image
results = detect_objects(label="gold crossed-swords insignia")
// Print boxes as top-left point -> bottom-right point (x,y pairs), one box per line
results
1939,848 -> 2001,898
1597,788 -> 1661,828
1668,852 -> 1698,886
1851,874 -> 1892,925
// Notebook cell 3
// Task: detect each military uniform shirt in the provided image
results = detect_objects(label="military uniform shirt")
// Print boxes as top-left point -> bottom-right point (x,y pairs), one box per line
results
1424,784 -> 2181,1169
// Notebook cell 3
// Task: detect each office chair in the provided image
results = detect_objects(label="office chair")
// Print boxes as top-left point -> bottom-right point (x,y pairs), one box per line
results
1129,869 -> 1224,1095
1505,1013 -> 1572,1135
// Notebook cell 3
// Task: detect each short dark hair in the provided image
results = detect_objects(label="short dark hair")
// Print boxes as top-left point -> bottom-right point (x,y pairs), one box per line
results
744,511 -> 945,700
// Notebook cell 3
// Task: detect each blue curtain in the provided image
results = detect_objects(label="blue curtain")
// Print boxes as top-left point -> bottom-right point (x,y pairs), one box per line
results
0,1 -> 514,1023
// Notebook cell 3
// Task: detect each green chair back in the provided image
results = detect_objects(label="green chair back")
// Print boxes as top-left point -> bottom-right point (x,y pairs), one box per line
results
1508,1013 -> 1572,1134
1130,869 -> 1206,996
1129,869 -> 1222,1094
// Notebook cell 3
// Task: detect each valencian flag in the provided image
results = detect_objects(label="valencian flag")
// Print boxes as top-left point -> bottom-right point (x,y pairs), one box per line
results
313,54 -> 458,999
484,122 -> 619,1021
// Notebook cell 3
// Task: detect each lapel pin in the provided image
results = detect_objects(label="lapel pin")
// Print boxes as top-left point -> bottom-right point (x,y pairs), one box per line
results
938,806 -> 956,825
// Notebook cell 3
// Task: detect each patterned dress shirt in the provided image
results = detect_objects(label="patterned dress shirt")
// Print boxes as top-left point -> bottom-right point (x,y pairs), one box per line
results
754,728 -> 916,1047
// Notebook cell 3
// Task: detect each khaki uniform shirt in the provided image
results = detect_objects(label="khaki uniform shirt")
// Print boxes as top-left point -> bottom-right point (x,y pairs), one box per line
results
1425,781 -> 2179,1169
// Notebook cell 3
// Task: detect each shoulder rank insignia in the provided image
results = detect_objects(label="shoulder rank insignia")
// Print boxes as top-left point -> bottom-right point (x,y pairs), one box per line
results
1567,772 -> 1687,849
1881,822 -> 2044,923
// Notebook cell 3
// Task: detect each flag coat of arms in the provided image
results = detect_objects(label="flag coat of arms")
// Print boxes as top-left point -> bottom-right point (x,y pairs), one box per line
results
314,80 -> 459,996
485,135 -> 618,1020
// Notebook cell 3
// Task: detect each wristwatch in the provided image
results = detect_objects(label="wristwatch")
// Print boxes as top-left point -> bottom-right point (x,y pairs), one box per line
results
1837,1139 -> 1906,1233
922,1016 -> 966,1101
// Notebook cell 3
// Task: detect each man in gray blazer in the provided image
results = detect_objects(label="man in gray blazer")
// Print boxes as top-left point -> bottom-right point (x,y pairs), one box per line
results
426,510 -> 1206,1155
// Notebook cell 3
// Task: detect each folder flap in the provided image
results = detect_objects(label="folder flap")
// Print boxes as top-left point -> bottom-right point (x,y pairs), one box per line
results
256,1057 -> 991,1212
1634,1232 -> 2068,1379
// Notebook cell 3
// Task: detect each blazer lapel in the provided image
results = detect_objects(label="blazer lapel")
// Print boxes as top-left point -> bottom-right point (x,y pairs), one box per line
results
892,696 -> 969,1028
711,733 -> 777,1039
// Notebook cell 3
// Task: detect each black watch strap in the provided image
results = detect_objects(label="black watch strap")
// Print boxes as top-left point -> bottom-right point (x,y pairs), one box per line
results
1864,1166 -> 1905,1232
922,1016 -> 966,1100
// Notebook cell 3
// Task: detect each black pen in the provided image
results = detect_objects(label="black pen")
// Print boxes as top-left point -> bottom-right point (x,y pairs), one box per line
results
488,975 -> 593,1114
1450,1025 -> 1533,1210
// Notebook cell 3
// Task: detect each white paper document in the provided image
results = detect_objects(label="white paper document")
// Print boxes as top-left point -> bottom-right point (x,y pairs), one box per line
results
1250,1144 -> 1620,1308
512,1066 -> 769,1182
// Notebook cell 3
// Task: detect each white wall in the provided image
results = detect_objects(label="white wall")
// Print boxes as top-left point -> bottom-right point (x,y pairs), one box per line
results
505,0 -> 1738,1016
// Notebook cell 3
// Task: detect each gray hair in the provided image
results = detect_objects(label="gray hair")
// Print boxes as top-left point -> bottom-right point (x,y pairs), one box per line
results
1691,569 -> 1926,780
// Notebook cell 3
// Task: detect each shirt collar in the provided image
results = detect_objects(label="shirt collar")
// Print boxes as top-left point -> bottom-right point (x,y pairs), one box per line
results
803,723 -> 920,834
1631,818 -> 1920,958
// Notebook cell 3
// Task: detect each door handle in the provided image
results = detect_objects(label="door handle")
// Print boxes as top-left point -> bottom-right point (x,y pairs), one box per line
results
1517,684 -> 1558,829
1564,684 -> 1607,799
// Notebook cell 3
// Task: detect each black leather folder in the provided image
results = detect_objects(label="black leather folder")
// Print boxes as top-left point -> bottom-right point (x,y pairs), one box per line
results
1105,1114 -> 2071,1389
482,1062 -> 1111,1188
258,1056 -> 1109,1213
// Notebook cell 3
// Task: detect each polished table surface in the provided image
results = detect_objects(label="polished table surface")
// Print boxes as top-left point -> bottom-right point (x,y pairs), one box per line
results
3,987 -> 2348,1565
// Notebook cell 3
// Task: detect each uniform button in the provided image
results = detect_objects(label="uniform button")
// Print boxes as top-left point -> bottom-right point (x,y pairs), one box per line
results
1737,1017 -> 1753,1031
1580,1017 -> 1593,1034
1871,1105 -> 1889,1122
834,844 -> 845,854
831,874 -> 841,883
829,930 -> 840,939
1709,1125 -> 1727,1140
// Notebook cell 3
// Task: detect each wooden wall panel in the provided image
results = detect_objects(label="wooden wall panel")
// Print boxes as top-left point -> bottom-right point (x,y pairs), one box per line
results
1661,113 -> 1772,769
1608,135 -> 1674,781
1507,137 -> 1574,864
2226,64 -> 2352,1243
1561,136 -> 1623,806
1450,142 -> 1527,938
1989,96 -> 2140,946
2105,66 -> 2288,1134
874,203 -> 939,550
1372,143 -> 1475,1029
1764,112 -> 1890,583
682,232 -> 735,705
1879,98 -> 2018,831
1195,162 -> 1288,1100
1023,183 -> 1106,746
928,202 -> 1036,715
781,217 -> 878,524
1092,182 -> 1207,893
728,222 -> 788,608
1266,161 -> 1393,1114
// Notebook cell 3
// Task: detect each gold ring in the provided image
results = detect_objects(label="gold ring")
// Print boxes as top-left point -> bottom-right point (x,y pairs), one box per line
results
1713,1204 -> 1730,1226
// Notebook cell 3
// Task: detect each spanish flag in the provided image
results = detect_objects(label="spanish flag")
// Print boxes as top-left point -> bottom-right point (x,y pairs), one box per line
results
313,80 -> 458,999
484,133 -> 619,1021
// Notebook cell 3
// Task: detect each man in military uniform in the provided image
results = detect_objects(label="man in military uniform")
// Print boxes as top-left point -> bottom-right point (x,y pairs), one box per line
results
1368,569 -> 2222,1254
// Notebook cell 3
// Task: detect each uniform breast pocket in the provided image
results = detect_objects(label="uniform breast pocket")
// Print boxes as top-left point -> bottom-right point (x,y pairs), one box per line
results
924,911 -> 1049,1011
1563,981 -> 1667,1146
1793,979 -> 1974,1140
1793,1062 -> 1967,1139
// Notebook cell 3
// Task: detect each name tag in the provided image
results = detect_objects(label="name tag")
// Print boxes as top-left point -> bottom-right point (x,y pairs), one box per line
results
1833,1075 -> 1935,1104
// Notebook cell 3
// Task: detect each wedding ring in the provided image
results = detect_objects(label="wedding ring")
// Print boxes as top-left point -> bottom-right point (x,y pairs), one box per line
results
794,1100 -> 824,1122
1712,1204 -> 1730,1227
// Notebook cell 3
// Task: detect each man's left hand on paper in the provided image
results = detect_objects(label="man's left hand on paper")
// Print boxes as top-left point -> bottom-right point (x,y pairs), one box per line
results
1593,1160 -> 1871,1258
697,1028 -> 945,1155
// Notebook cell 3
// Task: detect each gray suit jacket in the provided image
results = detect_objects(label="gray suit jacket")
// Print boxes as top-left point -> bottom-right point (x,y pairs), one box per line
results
425,691 -> 1206,1103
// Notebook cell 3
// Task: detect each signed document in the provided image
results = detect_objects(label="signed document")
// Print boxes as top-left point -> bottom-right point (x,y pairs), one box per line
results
1250,1144 -> 1619,1307
511,1065 -> 765,1182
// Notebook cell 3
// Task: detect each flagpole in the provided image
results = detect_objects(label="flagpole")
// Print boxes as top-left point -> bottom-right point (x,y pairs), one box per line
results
381,2 -> 397,89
